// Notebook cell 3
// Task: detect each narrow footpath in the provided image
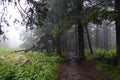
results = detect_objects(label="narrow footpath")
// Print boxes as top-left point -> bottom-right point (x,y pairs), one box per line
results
56,53 -> 111,80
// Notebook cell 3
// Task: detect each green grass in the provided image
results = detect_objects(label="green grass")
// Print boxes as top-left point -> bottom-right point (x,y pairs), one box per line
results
85,49 -> 120,80
0,48 -> 61,80
85,49 -> 116,60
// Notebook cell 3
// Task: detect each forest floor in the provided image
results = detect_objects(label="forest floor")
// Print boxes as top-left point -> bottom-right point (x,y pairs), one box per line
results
56,53 -> 112,80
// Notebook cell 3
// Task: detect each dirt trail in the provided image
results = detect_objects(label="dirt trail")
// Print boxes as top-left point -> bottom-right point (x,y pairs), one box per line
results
56,53 -> 111,80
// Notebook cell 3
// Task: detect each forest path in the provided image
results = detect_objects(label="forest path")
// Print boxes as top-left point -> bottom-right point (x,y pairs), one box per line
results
56,53 -> 111,80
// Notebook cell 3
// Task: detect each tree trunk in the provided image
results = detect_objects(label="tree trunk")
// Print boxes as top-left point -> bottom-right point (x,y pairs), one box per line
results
78,24 -> 85,60
56,36 -> 62,57
85,26 -> 93,54
75,26 -> 78,54
76,0 -> 85,60
115,0 -> 120,65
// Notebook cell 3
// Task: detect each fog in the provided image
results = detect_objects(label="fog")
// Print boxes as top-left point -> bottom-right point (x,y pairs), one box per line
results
0,1 -> 27,48
0,25 -> 25,48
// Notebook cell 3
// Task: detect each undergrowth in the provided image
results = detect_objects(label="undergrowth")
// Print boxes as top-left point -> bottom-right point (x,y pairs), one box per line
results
0,48 -> 61,80
85,49 -> 116,60
85,49 -> 120,80
96,62 -> 120,80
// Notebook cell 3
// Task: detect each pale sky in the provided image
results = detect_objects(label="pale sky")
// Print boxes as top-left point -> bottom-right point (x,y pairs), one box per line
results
0,0 -> 44,48
0,1 -> 27,48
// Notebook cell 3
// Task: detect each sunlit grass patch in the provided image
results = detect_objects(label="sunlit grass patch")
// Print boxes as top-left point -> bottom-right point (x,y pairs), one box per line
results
0,48 -> 12,55
5,53 -> 28,64
0,48 -> 61,80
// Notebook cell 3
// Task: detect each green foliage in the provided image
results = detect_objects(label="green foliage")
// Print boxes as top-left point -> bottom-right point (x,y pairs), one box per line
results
85,49 -> 116,60
96,62 -> 120,80
0,48 -> 61,80
85,48 -> 120,80
52,19 -> 72,37
83,8 -> 117,25
52,16 -> 77,37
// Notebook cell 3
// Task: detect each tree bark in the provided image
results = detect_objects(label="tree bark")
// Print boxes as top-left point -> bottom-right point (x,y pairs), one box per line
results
76,0 -> 85,60
78,24 -> 85,60
115,0 -> 120,65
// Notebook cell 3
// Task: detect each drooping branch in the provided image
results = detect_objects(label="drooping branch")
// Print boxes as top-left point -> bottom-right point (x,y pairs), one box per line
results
0,0 -> 48,35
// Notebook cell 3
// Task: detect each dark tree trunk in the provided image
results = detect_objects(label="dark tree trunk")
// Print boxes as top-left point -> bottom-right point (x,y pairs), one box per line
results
76,0 -> 85,60
115,0 -> 120,65
85,26 -> 93,54
75,26 -> 78,54
56,36 -> 62,57
78,24 -> 85,60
